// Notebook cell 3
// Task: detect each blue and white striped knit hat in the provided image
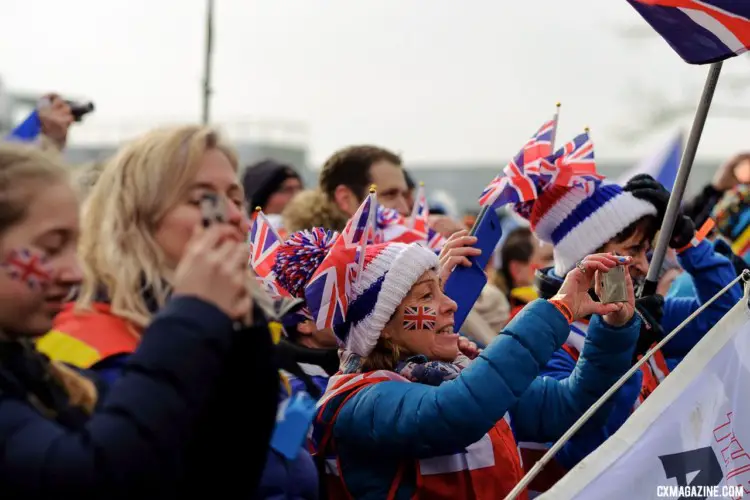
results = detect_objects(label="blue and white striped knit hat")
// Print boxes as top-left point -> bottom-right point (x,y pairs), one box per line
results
527,182 -> 657,276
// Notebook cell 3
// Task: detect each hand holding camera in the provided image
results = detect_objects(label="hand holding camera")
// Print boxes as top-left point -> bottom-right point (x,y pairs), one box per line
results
37,93 -> 95,150
552,253 -> 635,326
172,223 -> 252,320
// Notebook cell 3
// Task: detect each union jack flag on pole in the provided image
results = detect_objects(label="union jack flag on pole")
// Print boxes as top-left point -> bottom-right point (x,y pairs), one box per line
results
536,130 -> 604,192
407,183 -> 446,251
249,208 -> 283,278
248,208 -> 290,299
478,108 -> 560,209
305,190 -> 375,330
628,0 -> 750,64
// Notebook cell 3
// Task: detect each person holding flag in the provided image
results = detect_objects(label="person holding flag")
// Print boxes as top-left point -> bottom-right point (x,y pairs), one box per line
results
305,186 -> 644,499
479,126 -> 741,494
5,93 -> 74,153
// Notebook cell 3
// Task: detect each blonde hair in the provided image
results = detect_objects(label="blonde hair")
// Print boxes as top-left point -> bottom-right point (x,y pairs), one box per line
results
76,125 -> 239,328
282,189 -> 348,232
73,160 -> 108,200
0,143 -> 69,234
0,149 -> 97,412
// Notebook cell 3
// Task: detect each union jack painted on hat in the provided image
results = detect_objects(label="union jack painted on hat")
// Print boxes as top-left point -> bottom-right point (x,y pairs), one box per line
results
515,130 -> 657,276
479,105 -> 561,209
628,0 -> 750,65
304,191 -> 439,357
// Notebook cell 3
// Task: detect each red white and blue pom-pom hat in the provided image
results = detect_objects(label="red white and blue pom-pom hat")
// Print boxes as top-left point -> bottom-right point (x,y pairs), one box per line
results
528,182 -> 657,276
301,189 -> 439,357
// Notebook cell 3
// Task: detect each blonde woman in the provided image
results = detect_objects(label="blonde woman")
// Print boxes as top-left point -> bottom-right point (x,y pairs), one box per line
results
0,143 -> 270,497
36,126 -> 280,497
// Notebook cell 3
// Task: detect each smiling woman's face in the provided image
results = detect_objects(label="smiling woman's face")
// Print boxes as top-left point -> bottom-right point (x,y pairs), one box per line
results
154,148 -> 249,269
382,269 -> 460,362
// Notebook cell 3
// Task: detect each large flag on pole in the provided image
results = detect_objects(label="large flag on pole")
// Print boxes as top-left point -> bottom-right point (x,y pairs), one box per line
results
539,283 -> 750,499
627,0 -> 750,64
617,130 -> 683,190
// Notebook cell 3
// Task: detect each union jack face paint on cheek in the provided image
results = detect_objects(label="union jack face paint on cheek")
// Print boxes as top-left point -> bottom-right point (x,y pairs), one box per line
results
403,305 -> 437,331
1,248 -> 53,291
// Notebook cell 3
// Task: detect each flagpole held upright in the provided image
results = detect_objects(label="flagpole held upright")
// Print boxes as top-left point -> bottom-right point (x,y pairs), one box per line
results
641,61 -> 723,297
201,0 -> 215,125
550,102 -> 561,151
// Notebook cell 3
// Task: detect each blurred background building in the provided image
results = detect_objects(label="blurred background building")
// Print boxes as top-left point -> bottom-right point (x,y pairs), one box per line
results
0,75 -> 721,215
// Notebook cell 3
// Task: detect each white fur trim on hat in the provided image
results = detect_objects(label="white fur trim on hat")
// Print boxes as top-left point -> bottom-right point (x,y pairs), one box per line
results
345,243 -> 438,357
553,191 -> 657,276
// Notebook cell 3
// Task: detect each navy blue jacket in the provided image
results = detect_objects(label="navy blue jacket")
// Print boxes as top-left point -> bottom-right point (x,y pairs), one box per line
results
0,296 -> 277,499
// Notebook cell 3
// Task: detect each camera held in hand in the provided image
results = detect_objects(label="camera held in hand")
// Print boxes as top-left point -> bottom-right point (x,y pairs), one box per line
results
599,265 -> 628,304
66,100 -> 95,122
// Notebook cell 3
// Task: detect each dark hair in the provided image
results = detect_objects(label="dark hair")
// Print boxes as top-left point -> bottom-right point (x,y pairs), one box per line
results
599,215 -> 659,250
497,227 -> 534,294
403,169 -> 416,190
319,145 -> 402,202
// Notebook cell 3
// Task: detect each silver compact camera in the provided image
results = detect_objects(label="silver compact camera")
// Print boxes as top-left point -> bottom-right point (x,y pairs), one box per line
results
599,264 -> 628,304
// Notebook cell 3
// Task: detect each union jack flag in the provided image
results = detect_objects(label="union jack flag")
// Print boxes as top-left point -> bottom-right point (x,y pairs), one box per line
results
478,111 -> 560,209
408,184 -> 446,251
536,131 -> 604,193
257,272 -> 286,300
373,204 -> 404,243
1,248 -> 52,290
248,209 -> 292,299
305,192 -> 375,330
249,210 -> 283,278
521,115 -> 558,166
478,164 -> 539,209
402,305 -> 437,331
373,200 -> 446,252
628,0 -> 750,64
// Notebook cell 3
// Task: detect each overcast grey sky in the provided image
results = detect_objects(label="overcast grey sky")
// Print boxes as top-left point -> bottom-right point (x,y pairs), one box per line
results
1,0 -> 748,165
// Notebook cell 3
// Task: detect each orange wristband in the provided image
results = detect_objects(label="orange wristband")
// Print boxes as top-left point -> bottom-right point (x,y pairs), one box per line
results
549,299 -> 574,324
676,218 -> 715,254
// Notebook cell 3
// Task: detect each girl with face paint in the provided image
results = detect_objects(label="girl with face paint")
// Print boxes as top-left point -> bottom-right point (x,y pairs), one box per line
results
302,192 -> 641,499
0,143 -> 276,497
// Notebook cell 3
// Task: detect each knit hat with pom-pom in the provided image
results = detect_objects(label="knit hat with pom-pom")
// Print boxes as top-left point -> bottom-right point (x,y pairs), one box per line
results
271,227 -> 338,331
273,227 -> 338,299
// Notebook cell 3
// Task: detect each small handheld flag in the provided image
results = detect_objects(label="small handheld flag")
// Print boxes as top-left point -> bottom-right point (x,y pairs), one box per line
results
478,107 -> 560,209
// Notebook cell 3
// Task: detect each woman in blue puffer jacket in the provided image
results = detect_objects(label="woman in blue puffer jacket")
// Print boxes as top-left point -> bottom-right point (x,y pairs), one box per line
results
303,228 -> 641,500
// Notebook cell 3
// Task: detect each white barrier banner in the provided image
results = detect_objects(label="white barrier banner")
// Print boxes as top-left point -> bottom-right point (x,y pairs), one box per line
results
540,285 -> 750,500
